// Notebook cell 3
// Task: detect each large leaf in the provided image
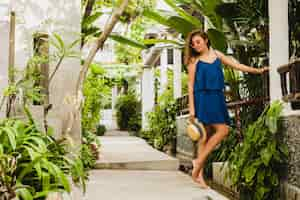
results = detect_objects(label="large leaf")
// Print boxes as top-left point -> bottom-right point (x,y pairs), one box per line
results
1,127 -> 17,150
143,9 -> 196,36
260,147 -> 272,166
194,0 -> 223,29
143,39 -> 183,46
167,16 -> 196,36
44,160 -> 71,192
255,184 -> 270,200
82,11 -> 102,28
143,9 -> 170,27
207,28 -> 227,52
109,34 -> 147,49
16,188 -> 34,200
164,0 -> 202,28
243,160 -> 260,183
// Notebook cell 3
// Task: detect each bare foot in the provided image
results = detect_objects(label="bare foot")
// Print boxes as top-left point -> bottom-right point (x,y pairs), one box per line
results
196,173 -> 210,189
192,159 -> 209,189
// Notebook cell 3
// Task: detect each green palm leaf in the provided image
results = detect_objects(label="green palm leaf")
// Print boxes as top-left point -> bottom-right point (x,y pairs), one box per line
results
109,34 -> 147,49
164,0 -> 202,28
207,28 -> 227,52
143,39 -> 183,46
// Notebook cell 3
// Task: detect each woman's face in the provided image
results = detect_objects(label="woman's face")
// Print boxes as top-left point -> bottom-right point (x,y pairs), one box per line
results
191,35 -> 208,53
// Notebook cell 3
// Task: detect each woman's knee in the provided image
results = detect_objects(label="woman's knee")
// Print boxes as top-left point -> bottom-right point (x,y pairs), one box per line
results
214,124 -> 229,137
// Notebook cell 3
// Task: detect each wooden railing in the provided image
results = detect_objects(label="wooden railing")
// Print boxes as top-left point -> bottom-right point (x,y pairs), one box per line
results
277,60 -> 300,109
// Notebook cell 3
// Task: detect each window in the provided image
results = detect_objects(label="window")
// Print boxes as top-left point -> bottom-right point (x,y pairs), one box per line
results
167,49 -> 174,65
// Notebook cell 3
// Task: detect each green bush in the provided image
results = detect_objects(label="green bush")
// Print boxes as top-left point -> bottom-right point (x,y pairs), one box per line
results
140,90 -> 178,153
115,92 -> 141,131
228,101 -> 288,200
82,64 -> 110,133
128,113 -> 141,133
96,124 -> 107,136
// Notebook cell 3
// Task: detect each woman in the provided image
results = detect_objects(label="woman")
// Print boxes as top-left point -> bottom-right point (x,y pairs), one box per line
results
185,29 -> 268,189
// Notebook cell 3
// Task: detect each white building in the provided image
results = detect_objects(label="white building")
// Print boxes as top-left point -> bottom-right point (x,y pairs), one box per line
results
0,0 -> 81,142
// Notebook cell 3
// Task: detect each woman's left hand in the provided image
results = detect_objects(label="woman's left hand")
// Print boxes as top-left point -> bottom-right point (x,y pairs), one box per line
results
258,66 -> 269,74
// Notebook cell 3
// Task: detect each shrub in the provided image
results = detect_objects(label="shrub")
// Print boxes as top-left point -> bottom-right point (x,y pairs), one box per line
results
227,101 -> 288,200
96,124 -> 106,136
115,92 -> 141,131
0,118 -> 87,199
140,90 -> 178,153
128,114 -> 141,133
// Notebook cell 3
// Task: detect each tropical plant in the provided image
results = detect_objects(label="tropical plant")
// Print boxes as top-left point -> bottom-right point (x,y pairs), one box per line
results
82,63 -> 111,133
142,0 -> 227,52
227,101 -> 288,200
0,117 -> 87,199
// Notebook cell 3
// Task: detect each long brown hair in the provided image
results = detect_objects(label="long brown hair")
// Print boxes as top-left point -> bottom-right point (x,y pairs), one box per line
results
184,29 -> 211,65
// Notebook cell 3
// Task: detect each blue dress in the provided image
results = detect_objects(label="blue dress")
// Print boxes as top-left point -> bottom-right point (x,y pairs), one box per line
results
193,58 -> 231,125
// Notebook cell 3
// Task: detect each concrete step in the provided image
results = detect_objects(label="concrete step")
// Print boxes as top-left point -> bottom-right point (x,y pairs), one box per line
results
84,170 -> 229,200
96,136 -> 179,170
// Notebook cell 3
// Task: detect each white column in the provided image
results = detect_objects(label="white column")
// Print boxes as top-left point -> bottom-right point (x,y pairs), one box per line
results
111,86 -> 118,110
173,48 -> 182,98
111,85 -> 118,129
142,66 -> 155,130
160,48 -> 168,95
269,0 -> 298,115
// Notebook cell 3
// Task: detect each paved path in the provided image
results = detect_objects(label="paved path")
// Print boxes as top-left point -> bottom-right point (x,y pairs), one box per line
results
83,130 -> 229,200
95,136 -> 179,170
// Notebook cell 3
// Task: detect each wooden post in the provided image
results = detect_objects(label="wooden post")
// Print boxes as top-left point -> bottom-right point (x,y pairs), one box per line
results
8,11 -> 15,84
6,11 -> 16,117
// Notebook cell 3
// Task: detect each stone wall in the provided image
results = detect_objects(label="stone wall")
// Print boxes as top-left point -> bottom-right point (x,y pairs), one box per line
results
281,116 -> 300,188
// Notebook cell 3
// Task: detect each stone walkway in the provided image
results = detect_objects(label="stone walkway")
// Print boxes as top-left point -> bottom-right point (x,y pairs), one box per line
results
83,130 -> 229,200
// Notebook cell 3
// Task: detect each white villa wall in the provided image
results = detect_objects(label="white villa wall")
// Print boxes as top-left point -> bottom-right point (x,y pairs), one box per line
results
0,0 -> 81,138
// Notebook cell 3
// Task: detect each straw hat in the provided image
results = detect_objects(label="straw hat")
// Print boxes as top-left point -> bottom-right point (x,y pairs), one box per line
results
186,118 -> 207,142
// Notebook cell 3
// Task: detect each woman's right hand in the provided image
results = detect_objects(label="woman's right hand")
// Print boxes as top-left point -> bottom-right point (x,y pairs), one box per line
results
189,110 -> 195,122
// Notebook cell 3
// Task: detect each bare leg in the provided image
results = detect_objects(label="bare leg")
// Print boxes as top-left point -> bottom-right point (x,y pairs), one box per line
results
192,125 -> 212,188
193,124 -> 229,188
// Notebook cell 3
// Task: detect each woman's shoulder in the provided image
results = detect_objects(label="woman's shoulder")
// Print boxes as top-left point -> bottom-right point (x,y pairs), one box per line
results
188,57 -> 199,66
212,49 -> 224,58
